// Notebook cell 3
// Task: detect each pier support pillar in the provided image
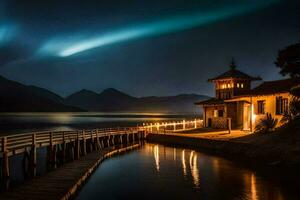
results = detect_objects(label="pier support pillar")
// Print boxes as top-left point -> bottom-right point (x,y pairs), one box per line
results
82,131 -> 87,156
1,137 -> 10,189
62,132 -> 66,164
75,131 -> 80,160
107,135 -> 110,147
119,135 -> 123,144
30,133 -> 37,177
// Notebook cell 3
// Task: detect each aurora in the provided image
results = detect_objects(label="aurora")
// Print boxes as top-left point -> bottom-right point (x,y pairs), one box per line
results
41,0 -> 279,57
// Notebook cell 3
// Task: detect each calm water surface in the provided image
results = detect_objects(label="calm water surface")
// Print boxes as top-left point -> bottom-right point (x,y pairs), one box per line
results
0,112 -> 192,135
77,143 -> 299,200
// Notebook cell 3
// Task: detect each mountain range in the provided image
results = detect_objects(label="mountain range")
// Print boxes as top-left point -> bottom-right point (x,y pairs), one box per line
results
0,75 -> 209,113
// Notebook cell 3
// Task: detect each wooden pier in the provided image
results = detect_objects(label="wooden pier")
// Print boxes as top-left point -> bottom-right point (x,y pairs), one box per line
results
0,127 -> 145,196
0,144 -> 141,200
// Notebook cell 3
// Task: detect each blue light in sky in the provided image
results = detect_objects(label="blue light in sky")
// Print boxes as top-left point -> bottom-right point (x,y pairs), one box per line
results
40,0 -> 279,57
0,25 -> 17,45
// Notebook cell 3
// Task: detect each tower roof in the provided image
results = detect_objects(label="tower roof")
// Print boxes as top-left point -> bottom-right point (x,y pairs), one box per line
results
208,59 -> 261,82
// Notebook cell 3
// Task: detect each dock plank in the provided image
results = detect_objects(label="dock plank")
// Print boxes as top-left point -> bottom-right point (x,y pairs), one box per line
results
0,144 -> 140,200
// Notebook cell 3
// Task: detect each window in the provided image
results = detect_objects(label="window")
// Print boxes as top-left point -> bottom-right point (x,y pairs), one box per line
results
241,83 -> 244,88
218,110 -> 224,117
237,83 -> 240,88
214,110 -> 224,117
257,100 -> 265,114
276,97 -> 288,115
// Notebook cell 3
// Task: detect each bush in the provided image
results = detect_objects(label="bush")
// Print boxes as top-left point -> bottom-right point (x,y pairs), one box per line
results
255,113 -> 278,133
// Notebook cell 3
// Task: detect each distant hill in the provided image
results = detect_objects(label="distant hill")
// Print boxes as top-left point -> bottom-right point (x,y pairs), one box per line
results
0,75 -> 209,113
65,88 -> 209,114
0,75 -> 82,112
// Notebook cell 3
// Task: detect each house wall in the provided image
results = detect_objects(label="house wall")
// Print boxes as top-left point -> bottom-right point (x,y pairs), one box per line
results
214,78 -> 251,100
252,92 -> 291,128
203,105 -> 226,128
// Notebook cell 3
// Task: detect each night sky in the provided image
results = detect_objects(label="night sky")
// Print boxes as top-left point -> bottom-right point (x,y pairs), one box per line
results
0,0 -> 299,97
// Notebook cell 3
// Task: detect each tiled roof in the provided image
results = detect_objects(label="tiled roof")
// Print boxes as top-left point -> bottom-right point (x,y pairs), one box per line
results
208,68 -> 261,81
250,78 -> 300,95
194,98 -> 224,105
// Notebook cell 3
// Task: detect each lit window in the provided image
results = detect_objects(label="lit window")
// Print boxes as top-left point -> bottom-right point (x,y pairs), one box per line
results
241,83 -> 244,88
227,83 -> 230,88
276,97 -> 288,115
237,83 -> 240,88
257,100 -> 265,114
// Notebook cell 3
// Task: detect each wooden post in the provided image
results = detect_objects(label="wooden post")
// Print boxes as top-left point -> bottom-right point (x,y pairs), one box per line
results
96,129 -> 100,150
75,131 -> 80,160
89,131 -> 93,153
132,132 -> 135,143
119,135 -> 123,144
127,134 -> 130,144
70,142 -> 75,161
82,130 -> 87,156
62,132 -> 66,164
107,135 -> 110,147
227,118 -> 232,134
49,132 -> 57,169
173,122 -> 176,131
194,119 -> 197,128
183,120 -> 186,130
30,133 -> 37,177
1,137 -> 9,188
112,135 -> 115,146
150,123 -> 153,133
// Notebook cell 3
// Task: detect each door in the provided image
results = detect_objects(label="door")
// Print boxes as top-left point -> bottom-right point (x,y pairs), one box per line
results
243,104 -> 251,130
208,118 -> 212,128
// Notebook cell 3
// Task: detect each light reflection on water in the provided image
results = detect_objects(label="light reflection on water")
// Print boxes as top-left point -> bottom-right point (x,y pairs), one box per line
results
77,143 -> 297,200
0,112 -> 190,134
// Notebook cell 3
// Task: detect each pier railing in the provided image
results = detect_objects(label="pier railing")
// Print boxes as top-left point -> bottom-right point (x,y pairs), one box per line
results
0,127 -> 145,188
143,119 -> 203,133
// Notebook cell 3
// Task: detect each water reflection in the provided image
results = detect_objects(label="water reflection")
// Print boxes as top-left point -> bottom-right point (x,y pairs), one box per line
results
189,151 -> 200,188
77,144 -> 298,200
153,145 -> 160,172
181,150 -> 187,177
251,173 -> 258,200
0,112 -> 187,135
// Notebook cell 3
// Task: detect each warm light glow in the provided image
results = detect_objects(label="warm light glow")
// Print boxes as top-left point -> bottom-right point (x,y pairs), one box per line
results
189,151 -> 200,187
237,83 -> 240,88
191,154 -> 200,187
251,173 -> 258,200
181,150 -> 187,176
173,148 -> 176,161
154,145 -> 160,172
241,83 -> 244,88
251,103 -> 256,124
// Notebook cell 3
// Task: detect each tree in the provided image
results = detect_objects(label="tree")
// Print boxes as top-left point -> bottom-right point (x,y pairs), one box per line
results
275,43 -> 300,78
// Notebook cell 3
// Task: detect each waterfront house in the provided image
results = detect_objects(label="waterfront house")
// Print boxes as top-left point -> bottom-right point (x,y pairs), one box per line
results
195,60 -> 300,132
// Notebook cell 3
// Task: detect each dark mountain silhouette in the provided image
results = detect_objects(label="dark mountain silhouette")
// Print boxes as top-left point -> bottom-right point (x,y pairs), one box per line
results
0,75 -> 209,113
0,75 -> 82,112
65,88 -> 209,114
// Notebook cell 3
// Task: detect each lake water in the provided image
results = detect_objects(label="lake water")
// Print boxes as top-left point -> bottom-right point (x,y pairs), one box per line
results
77,143 -> 299,200
0,112 -> 193,135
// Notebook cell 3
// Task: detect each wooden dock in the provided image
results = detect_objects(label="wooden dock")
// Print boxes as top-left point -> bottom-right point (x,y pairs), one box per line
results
0,127 -> 145,198
0,144 -> 141,200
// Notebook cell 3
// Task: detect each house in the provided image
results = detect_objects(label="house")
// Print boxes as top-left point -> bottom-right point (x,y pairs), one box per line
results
195,60 -> 300,132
